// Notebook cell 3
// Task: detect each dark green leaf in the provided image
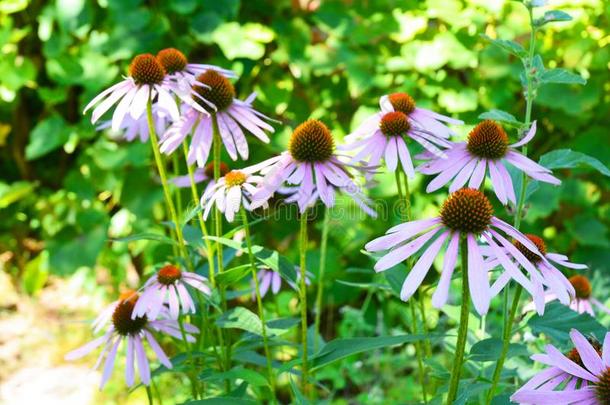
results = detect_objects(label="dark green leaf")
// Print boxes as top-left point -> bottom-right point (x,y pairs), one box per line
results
481,35 -> 527,59
528,302 -> 607,343
112,232 -> 177,245
25,115 -> 70,160
539,68 -> 586,85
536,10 -> 572,26
539,149 -> 610,176
469,338 -> 528,362
478,109 -> 522,127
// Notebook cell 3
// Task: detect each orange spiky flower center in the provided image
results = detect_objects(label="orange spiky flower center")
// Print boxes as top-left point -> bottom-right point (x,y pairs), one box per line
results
192,70 -> 235,113
440,188 -> 493,234
225,170 -> 247,187
129,54 -> 166,86
569,275 -> 592,299
288,119 -> 335,163
204,161 -> 229,178
112,293 -> 147,336
596,367 -> 610,403
157,264 -> 182,286
567,338 -> 602,369
466,120 -> 509,160
156,48 -> 188,74
388,92 -> 416,115
513,234 -> 547,263
380,111 -> 411,137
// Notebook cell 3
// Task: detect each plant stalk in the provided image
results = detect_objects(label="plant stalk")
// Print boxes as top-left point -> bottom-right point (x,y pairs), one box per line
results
313,205 -> 330,353
299,210 -> 310,393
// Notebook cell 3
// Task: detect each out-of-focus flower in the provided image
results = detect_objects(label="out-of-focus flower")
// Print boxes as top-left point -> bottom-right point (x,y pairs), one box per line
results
251,267 -> 311,300
250,119 -> 376,216
201,168 -> 266,222
512,329 -> 610,403
419,121 -> 560,205
343,92 -> 461,179
65,291 -> 198,389
159,71 -> 274,167
132,264 -> 210,320
486,233 -> 585,314
97,103 -> 173,143
366,188 -> 546,315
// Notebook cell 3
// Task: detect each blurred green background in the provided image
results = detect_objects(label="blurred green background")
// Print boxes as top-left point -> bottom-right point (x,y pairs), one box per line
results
1,0 -> 609,403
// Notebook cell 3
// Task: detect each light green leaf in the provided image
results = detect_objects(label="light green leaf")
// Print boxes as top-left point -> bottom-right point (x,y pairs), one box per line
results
536,10 -> 572,26
181,398 -> 257,405
22,250 -> 49,295
212,22 -> 275,60
539,68 -> 586,85
112,232 -> 177,245
539,149 -> 610,176
528,302 -> 607,344
199,366 -> 268,387
215,264 -> 251,286
216,307 -> 287,337
0,181 -> 37,208
25,115 -> 70,160
478,109 -> 522,127
481,35 -> 527,59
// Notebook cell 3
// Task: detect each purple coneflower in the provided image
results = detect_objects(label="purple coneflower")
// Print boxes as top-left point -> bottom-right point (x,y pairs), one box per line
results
251,267 -> 311,300
344,92 -> 461,178
419,120 -> 560,205
486,233 -> 583,314
170,161 -> 229,193
132,264 -> 210,320
83,54 -> 199,132
365,188 -> 545,315
156,48 -> 236,90
159,70 -> 274,167
201,169 -> 266,222
97,103 -> 174,143
250,119 -> 375,215
511,328 -> 610,403
66,291 -> 198,389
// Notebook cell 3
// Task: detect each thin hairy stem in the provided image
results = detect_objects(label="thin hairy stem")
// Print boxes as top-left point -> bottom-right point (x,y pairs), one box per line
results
313,205 -> 330,353
299,210 -> 310,393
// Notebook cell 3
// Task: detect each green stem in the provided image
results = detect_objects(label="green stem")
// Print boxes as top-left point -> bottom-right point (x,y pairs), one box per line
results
299,210 -> 310,394
146,385 -> 154,405
211,114 -> 231,392
145,96 -> 190,269
313,206 -> 330,353
486,6 -> 537,402
446,238 -> 470,404
395,171 -> 428,402
241,207 -> 276,400
178,315 -> 199,399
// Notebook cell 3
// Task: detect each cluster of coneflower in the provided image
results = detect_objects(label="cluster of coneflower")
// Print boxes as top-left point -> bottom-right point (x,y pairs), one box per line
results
66,46 -> 610,405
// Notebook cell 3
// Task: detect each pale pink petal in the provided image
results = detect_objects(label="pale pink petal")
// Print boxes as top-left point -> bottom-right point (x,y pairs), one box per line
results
431,232 -> 459,308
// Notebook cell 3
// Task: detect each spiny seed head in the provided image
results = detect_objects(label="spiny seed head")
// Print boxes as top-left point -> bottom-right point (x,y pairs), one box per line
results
204,161 -> 229,178
567,338 -> 602,369
466,120 -> 509,160
388,92 -> 416,115
156,48 -> 187,74
596,367 -> 610,404
157,264 -> 182,285
129,54 -> 165,86
112,295 -> 147,336
380,111 -> 410,137
192,70 -> 235,113
225,170 -> 247,187
440,188 -> 493,234
288,119 -> 335,163
513,234 -> 547,263
569,275 -> 592,299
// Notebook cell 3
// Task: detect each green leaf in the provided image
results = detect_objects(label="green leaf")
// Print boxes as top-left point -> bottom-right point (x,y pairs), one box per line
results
539,149 -> 610,176
181,398 -> 257,405
310,334 -> 441,371
481,35 -> 527,59
469,338 -> 528,362
478,109 -> 522,127
215,264 -> 251,286
25,115 -> 70,160
206,236 -> 298,285
199,366 -> 268,387
528,302 -> 607,344
536,10 -> 572,26
0,181 -> 37,208
212,22 -> 275,60
539,68 -> 586,85
112,232 -> 177,245
216,307 -> 287,337
22,250 -> 49,295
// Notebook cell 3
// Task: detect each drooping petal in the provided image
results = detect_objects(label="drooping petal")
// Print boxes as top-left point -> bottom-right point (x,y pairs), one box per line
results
374,227 -> 442,272
570,329 -> 604,376
467,233 -> 490,315
431,232 -> 459,308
